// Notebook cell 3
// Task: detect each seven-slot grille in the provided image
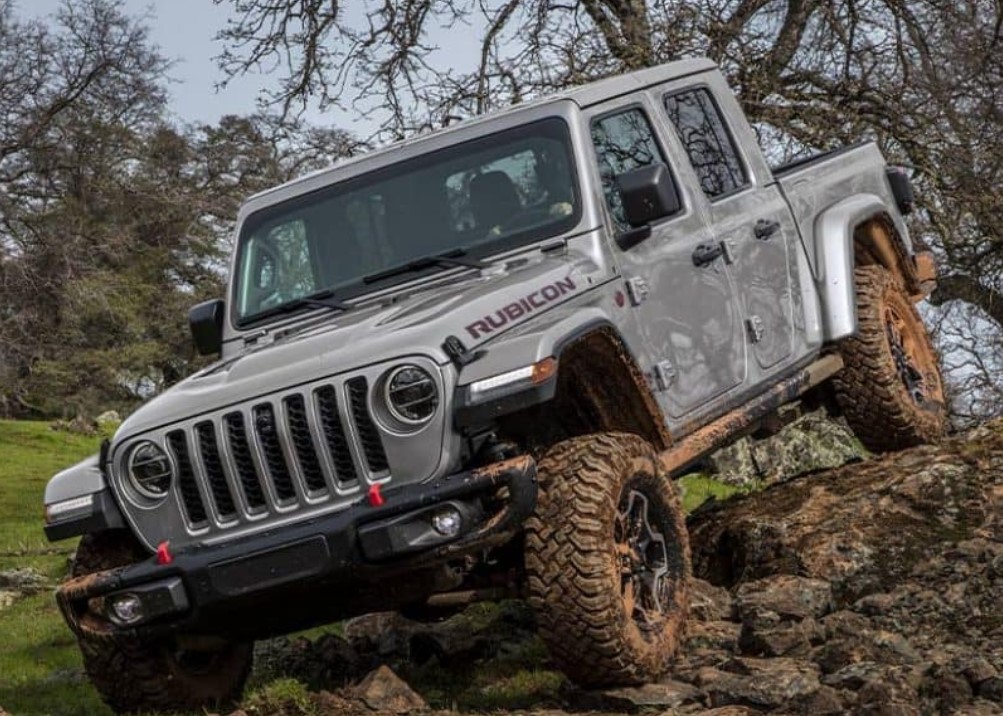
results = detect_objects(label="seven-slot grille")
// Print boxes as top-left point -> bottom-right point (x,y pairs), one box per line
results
164,378 -> 389,531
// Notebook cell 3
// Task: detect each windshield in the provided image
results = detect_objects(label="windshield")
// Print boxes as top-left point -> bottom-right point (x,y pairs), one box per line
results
233,117 -> 581,325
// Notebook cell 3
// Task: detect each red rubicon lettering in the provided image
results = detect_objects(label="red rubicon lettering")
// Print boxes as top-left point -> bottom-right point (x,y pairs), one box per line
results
465,277 -> 577,339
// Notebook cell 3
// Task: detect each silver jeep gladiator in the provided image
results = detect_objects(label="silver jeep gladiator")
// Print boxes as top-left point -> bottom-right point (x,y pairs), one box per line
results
43,58 -> 944,713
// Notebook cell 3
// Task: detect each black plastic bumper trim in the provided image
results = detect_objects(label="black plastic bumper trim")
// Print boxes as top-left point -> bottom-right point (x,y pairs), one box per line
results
44,489 -> 126,542
56,456 -> 537,640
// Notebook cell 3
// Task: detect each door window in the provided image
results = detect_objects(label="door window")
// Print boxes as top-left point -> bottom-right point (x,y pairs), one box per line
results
663,88 -> 747,198
591,108 -> 668,230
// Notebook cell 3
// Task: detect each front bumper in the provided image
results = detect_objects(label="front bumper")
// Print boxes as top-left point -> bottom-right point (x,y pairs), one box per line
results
57,455 -> 536,641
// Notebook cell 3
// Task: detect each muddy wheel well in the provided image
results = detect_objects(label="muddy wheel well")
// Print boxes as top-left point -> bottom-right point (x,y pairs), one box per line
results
496,328 -> 669,456
853,216 -> 918,292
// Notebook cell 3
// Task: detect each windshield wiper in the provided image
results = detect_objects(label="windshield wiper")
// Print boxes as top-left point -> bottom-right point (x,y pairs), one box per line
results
363,249 -> 487,285
243,288 -> 352,325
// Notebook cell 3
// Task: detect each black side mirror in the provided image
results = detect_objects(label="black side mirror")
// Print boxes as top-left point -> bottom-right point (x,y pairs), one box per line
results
614,163 -> 681,250
885,167 -> 914,215
189,299 -> 225,356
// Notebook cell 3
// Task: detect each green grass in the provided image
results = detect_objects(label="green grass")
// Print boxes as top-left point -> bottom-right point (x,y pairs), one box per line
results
0,419 -> 755,715
679,472 -> 751,513
0,420 -> 111,716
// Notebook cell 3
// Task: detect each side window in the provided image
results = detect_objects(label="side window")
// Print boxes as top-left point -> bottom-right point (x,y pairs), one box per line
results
591,108 -> 667,229
664,88 -> 747,198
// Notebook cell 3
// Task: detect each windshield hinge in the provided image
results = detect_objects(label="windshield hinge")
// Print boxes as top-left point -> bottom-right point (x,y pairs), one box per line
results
443,335 -> 484,367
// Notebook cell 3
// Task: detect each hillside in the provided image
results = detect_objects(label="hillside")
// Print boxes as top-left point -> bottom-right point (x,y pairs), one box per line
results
0,420 -> 1001,715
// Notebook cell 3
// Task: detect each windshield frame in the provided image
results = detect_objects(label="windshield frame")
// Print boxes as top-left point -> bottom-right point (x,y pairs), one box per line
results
229,116 -> 584,330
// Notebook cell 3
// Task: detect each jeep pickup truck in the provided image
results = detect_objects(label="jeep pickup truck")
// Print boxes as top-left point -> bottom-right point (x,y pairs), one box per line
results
43,57 -> 944,713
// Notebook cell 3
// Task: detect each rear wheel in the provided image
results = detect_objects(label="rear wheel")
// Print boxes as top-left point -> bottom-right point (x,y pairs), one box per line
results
834,265 -> 946,452
71,531 -> 253,714
524,433 -> 691,686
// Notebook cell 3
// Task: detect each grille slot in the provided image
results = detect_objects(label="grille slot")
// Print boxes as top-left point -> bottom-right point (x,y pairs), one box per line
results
195,421 -> 237,519
166,430 -> 207,526
347,377 -> 389,473
315,386 -> 358,486
284,395 -> 327,494
224,412 -> 266,510
253,404 -> 297,502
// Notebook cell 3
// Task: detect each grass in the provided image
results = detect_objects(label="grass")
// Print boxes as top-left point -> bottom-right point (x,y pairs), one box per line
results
0,420 -> 111,716
0,419 -> 753,715
678,472 -> 751,512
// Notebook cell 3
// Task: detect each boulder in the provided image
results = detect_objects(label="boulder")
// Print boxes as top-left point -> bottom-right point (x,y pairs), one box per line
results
708,410 -> 864,487
348,666 -> 427,714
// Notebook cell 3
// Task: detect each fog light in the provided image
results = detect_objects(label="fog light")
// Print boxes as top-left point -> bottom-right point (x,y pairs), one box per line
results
431,507 -> 462,537
108,593 -> 143,625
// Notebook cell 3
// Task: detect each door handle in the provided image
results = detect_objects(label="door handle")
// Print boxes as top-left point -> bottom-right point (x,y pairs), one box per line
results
754,219 -> 781,240
692,242 -> 724,267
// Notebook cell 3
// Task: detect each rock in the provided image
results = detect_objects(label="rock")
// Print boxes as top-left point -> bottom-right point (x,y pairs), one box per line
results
343,612 -> 410,657
960,657 -> 999,687
689,422 -> 1003,606
697,657 -> 821,708
348,665 -> 427,713
822,661 -> 889,690
0,567 -> 48,594
784,684 -> 847,715
735,575 -> 834,621
95,410 -> 120,427
685,619 -> 741,652
575,680 -> 704,711
50,415 -> 97,435
739,613 -> 823,657
690,578 -> 735,621
708,410 -> 864,487
0,568 -> 49,610
978,677 -> 1003,702
253,633 -> 364,689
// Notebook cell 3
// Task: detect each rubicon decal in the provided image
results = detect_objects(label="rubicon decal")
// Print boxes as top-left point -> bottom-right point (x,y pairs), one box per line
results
466,277 -> 577,339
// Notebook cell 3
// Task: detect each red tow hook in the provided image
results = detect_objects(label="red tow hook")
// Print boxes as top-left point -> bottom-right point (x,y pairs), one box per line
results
156,541 -> 174,565
367,483 -> 385,507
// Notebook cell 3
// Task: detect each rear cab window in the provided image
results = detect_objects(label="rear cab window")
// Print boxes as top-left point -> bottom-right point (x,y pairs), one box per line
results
663,87 -> 748,199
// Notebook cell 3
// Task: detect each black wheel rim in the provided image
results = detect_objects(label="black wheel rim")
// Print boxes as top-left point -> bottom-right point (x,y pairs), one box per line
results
615,488 -> 670,632
885,306 -> 931,405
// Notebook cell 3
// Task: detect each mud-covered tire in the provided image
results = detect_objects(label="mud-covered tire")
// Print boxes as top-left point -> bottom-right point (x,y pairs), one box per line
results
71,531 -> 253,714
834,265 -> 946,452
524,433 -> 691,686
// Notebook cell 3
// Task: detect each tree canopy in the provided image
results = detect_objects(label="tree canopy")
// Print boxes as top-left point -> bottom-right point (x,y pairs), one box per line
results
215,0 -> 1003,420
0,0 -> 357,418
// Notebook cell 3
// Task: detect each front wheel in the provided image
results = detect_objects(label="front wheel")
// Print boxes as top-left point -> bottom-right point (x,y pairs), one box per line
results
71,532 -> 253,714
833,265 -> 946,452
524,433 -> 691,686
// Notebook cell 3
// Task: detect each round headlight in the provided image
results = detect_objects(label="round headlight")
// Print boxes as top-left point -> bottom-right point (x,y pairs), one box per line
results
384,365 -> 438,425
127,441 -> 174,499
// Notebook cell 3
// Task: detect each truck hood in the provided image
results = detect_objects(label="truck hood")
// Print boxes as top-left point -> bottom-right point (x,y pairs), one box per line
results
115,254 -> 591,440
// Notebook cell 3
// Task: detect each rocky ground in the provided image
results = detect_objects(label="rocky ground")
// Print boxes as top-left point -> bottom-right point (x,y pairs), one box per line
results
4,421 -> 1000,716
210,420 -> 1003,716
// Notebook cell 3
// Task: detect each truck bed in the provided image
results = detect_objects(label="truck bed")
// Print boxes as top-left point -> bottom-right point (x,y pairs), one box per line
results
773,140 -> 914,279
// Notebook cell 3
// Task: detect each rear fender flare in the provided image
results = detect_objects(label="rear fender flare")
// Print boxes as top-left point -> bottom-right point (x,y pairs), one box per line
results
813,193 -> 912,341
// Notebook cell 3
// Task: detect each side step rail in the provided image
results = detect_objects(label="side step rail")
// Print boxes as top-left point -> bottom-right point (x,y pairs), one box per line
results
660,354 -> 844,477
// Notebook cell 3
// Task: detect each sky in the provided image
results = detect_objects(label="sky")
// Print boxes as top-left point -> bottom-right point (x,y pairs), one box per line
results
15,0 -> 479,134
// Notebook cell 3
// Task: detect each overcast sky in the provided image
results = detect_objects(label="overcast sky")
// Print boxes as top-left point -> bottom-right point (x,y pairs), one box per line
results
17,0 -> 465,134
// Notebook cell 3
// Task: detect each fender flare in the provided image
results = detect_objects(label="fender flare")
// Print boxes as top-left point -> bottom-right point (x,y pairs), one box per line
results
43,452 -> 126,541
455,309 -> 669,449
813,193 -> 912,341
